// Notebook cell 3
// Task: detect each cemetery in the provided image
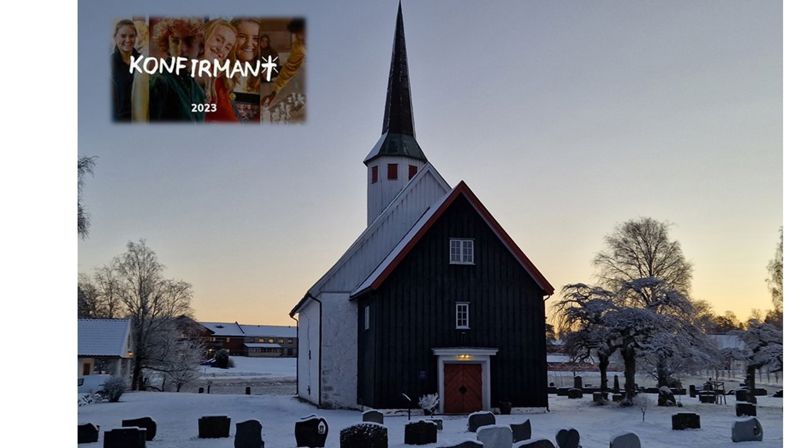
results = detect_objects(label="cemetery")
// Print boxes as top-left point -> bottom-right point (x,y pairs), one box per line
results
78,386 -> 782,447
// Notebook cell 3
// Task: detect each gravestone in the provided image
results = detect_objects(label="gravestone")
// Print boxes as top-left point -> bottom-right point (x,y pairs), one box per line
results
573,376 -> 582,390
121,416 -> 157,441
689,385 -> 697,398
339,423 -> 387,448
78,423 -> 99,444
198,387 -> 204,394
609,432 -> 641,448
517,440 -> 556,448
735,389 -> 756,404
753,388 -> 768,396
556,388 -> 570,397
362,410 -> 384,424
467,412 -> 496,432
547,386 -> 557,394
567,388 -> 583,399
555,428 -> 580,448
510,419 -> 532,443
234,419 -> 264,448
612,394 -> 624,402
103,427 -> 146,448
295,415 -> 328,448
671,413 -> 701,430
498,401 -> 512,415
658,387 -> 676,406
404,420 -> 437,445
439,441 -> 484,448
198,416 -> 231,438
671,388 -> 687,396
613,375 -> 620,394
698,393 -> 716,404
773,390 -> 783,398
245,386 -> 251,395
731,418 -> 763,442
593,392 -> 608,403
736,403 -> 757,417
476,425 -> 513,448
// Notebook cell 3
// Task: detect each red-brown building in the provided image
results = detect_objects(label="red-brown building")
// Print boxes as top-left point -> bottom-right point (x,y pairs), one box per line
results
200,321 -> 297,357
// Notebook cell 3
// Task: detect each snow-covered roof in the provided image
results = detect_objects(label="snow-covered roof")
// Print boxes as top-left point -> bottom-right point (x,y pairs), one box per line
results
78,319 -> 131,358
244,343 -> 282,348
709,334 -> 745,350
352,181 -> 555,297
200,322 -> 296,338
291,164 -> 451,316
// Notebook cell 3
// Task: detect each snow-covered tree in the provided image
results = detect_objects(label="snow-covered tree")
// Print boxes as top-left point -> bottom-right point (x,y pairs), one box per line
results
726,319 -> 782,392
147,321 -> 204,392
554,284 -> 618,393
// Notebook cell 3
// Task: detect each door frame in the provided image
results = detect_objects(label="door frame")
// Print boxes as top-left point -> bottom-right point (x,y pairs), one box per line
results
433,347 -> 498,414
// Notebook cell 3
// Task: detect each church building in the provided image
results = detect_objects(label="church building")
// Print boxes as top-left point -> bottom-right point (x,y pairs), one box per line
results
290,3 -> 553,413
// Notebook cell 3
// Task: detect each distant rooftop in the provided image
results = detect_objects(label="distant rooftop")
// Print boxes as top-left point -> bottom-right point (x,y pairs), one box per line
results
200,321 -> 296,338
78,319 -> 131,357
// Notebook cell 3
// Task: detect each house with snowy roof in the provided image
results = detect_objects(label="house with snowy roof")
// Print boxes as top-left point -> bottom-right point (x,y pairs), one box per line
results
78,318 -> 133,379
200,321 -> 297,357
290,4 -> 553,413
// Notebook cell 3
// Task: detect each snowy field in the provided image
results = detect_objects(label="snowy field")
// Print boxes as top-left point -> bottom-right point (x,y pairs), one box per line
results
78,391 -> 782,447
199,356 -> 296,380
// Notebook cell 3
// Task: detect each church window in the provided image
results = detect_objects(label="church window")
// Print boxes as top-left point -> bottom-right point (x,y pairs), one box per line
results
456,302 -> 470,329
371,166 -> 378,183
387,164 -> 398,180
409,165 -> 418,179
450,239 -> 474,264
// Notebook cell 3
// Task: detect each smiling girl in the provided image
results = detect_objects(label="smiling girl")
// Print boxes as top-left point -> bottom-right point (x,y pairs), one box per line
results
112,19 -> 140,121
201,19 -> 239,122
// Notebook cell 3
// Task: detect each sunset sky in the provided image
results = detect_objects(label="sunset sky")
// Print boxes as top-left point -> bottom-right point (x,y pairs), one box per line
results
78,0 -> 782,326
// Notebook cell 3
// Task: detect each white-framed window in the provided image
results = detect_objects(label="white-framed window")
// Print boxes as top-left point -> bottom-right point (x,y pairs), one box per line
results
364,305 -> 370,330
450,239 -> 475,264
456,302 -> 470,329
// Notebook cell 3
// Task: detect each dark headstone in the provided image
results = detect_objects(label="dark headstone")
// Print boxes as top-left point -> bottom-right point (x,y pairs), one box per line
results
658,387 -> 676,406
121,417 -> 157,441
613,375 -> 620,394
555,428 -> 580,448
612,394 -> 624,402
404,420 -> 437,445
753,388 -> 768,396
340,423 -> 387,448
198,416 -> 231,438
567,388 -> 583,399
736,403 -> 757,417
689,385 -> 697,398
234,419 -> 264,448
245,386 -> 251,395
671,388 -> 687,396
671,413 -> 701,430
362,410 -> 384,424
498,400 -> 512,415
698,393 -> 716,404
556,388 -> 570,397
609,432 -> 641,448
439,442 -> 483,448
477,425 -> 513,448
467,412 -> 496,432
547,386 -> 557,394
510,419 -> 532,443
773,390 -> 783,398
198,387 -> 204,394
593,391 -> 608,403
731,418 -> 763,442
517,440 -> 556,448
103,427 -> 146,448
735,389 -> 756,403
644,387 -> 660,394
78,423 -> 99,444
573,376 -> 582,390
295,415 -> 328,448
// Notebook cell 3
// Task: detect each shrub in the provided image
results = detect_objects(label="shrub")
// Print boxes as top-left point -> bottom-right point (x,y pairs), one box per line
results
103,376 -> 128,402
214,349 -> 231,369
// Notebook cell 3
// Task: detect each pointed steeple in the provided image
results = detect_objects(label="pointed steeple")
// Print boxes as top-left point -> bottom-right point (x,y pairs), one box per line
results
364,1 -> 427,165
382,1 -> 415,137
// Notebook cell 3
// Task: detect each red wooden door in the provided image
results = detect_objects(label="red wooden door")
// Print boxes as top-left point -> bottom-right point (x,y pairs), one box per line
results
444,363 -> 483,414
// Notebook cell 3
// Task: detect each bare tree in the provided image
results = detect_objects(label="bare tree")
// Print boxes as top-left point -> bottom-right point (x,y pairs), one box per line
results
765,228 -> 783,327
594,218 -> 693,302
78,273 -> 100,318
78,156 -> 96,239
146,321 -> 204,392
114,240 -> 193,390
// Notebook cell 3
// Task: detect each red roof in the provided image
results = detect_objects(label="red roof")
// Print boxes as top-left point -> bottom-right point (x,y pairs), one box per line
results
353,181 -> 555,296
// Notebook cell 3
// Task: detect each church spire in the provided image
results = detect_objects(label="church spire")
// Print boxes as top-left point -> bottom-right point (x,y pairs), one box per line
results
382,1 -> 415,137
364,1 -> 427,165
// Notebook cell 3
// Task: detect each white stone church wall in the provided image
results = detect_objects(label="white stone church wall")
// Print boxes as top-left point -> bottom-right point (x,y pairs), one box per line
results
297,299 -> 321,405
319,292 -> 359,408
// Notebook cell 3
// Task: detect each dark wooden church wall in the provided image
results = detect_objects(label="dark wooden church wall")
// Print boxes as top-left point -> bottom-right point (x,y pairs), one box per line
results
357,195 -> 549,409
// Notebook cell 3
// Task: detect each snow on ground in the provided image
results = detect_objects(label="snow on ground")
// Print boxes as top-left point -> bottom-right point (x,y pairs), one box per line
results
199,356 -> 296,380
78,391 -> 782,447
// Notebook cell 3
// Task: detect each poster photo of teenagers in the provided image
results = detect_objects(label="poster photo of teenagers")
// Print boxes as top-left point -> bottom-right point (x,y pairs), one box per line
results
111,16 -> 306,124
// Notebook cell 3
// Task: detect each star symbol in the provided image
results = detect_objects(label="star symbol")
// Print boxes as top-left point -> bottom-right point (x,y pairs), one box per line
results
261,55 -> 279,82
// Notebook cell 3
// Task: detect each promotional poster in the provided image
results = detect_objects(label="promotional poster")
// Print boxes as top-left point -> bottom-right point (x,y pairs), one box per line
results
74,1 -> 783,446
